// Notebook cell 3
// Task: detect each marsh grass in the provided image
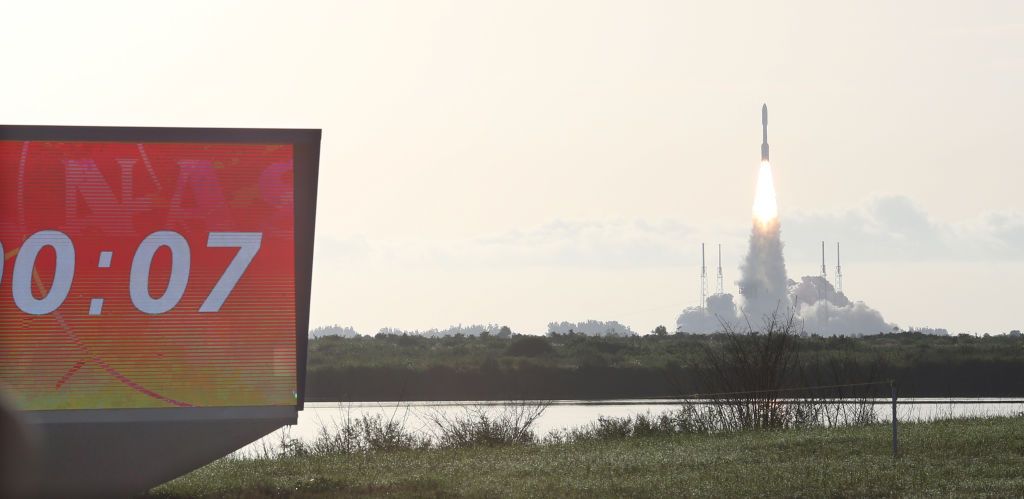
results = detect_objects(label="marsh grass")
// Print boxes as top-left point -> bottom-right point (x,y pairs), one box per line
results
243,396 -> 886,461
147,415 -> 1024,498
424,400 -> 549,448
245,410 -> 431,460
241,401 -> 552,460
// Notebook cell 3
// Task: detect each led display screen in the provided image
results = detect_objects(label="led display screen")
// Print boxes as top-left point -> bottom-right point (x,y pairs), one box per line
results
0,133 -> 315,412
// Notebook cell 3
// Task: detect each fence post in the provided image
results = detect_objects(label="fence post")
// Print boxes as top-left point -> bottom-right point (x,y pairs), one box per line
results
891,380 -> 898,458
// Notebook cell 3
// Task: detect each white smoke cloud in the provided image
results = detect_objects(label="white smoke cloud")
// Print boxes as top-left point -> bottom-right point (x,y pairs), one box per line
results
789,276 -> 896,335
676,293 -> 739,333
790,275 -> 849,308
737,220 -> 792,319
798,300 -> 893,335
678,275 -> 899,336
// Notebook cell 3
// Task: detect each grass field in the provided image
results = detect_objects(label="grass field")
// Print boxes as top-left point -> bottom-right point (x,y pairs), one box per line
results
148,416 -> 1024,497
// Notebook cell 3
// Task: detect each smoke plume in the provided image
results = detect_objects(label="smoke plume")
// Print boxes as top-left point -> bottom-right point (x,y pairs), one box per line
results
789,276 -> 894,335
738,219 -> 792,319
675,293 -> 739,332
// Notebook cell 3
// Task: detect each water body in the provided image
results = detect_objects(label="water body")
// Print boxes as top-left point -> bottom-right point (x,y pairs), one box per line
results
240,399 -> 1024,456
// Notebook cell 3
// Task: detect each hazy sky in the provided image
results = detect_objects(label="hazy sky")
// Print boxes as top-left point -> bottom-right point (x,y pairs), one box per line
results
2,1 -> 1022,334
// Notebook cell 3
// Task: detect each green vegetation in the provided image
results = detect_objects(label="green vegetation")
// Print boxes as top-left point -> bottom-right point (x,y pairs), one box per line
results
149,416 -> 1024,497
309,330 -> 1024,370
306,332 -> 1024,400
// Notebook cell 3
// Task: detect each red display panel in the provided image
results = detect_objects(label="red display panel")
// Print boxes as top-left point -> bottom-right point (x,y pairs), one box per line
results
0,140 -> 298,410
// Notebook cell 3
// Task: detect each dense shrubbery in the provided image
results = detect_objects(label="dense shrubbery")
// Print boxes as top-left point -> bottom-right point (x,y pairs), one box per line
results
504,336 -> 555,357
305,331 -> 1024,400
424,401 -> 547,448
309,329 -> 1024,371
265,413 -> 430,458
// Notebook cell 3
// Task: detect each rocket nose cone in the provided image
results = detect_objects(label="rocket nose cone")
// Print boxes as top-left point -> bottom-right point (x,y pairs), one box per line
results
761,104 -> 767,125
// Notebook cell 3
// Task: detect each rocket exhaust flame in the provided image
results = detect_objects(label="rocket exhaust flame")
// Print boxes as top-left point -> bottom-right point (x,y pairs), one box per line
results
752,160 -> 778,229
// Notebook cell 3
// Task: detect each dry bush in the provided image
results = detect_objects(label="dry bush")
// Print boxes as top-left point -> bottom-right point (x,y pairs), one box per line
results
424,400 -> 549,448
691,309 -> 884,430
696,310 -> 806,429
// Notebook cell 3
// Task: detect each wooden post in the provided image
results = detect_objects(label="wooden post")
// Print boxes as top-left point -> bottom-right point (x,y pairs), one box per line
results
891,380 -> 898,458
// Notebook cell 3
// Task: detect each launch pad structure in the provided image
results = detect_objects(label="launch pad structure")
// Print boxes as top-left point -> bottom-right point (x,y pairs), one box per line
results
700,243 -> 707,312
836,242 -> 844,294
692,240 -> 845,311
716,244 -> 724,295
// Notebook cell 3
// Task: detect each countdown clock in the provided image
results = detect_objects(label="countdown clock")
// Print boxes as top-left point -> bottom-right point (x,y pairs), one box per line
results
0,126 -> 319,414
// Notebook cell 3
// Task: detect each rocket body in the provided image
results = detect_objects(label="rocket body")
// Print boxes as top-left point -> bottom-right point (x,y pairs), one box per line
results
761,103 -> 769,161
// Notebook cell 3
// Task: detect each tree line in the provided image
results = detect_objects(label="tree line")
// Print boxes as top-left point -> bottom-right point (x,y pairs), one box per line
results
305,328 -> 1024,401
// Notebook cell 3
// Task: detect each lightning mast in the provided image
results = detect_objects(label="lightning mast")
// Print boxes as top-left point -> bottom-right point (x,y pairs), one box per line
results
716,244 -> 724,295
835,242 -> 843,294
820,241 -> 829,327
820,241 -> 827,281
700,243 -> 708,312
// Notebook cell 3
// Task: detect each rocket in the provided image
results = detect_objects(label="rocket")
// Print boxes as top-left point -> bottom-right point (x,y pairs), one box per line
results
761,103 -> 769,161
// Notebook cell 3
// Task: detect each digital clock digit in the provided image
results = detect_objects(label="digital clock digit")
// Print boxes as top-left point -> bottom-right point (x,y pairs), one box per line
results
3,230 -> 262,316
11,230 -> 75,315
